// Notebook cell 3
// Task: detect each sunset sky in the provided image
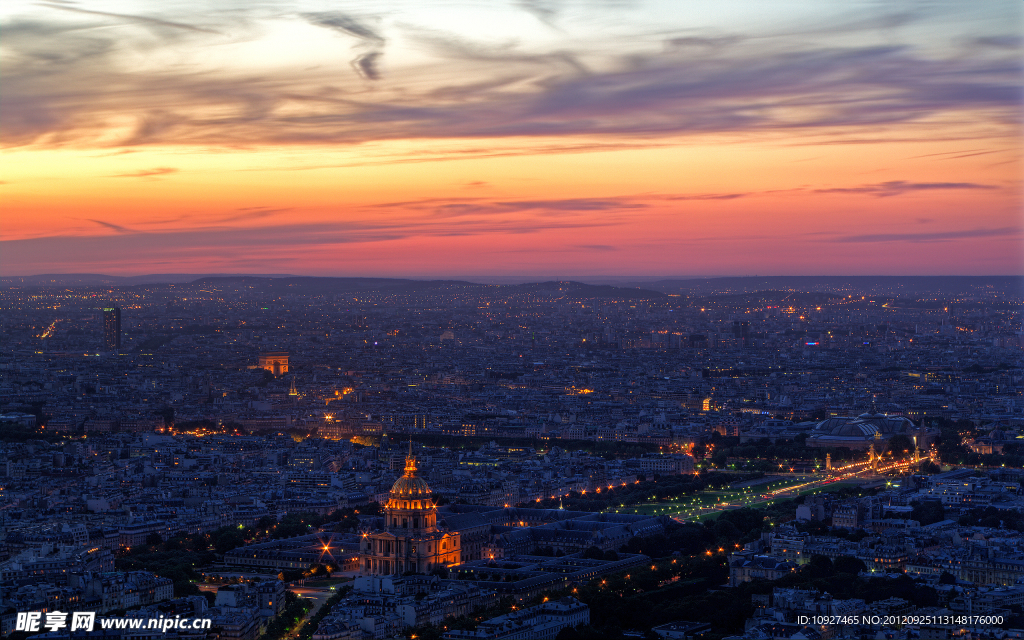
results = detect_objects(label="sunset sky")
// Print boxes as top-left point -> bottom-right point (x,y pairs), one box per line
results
2,0 -> 1021,277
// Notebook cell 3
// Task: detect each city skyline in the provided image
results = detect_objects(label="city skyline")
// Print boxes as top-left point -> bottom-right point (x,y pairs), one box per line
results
2,1 -> 1021,277
0,260 -> 1021,637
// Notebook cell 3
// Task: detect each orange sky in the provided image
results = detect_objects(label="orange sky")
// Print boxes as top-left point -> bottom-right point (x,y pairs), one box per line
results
2,1 -> 1021,276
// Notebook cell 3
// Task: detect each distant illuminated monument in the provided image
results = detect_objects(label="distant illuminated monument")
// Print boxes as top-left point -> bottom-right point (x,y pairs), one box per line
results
103,307 -> 121,351
806,410 -> 934,451
259,351 -> 289,376
360,446 -> 460,574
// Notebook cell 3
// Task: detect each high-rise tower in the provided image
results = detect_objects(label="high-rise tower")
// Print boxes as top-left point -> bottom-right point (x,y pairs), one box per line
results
103,307 -> 121,352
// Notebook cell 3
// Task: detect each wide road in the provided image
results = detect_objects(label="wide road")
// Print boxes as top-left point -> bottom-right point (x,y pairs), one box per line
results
606,457 -> 921,523
200,580 -> 344,639
285,583 -> 346,639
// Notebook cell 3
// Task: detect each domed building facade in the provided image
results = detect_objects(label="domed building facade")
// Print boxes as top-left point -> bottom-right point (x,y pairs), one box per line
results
806,411 -> 935,451
360,453 -> 460,575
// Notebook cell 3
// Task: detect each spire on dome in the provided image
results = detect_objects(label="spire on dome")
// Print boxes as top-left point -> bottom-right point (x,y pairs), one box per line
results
404,439 -> 417,477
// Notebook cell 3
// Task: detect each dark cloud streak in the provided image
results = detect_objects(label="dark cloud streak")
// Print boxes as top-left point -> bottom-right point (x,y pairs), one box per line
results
368,196 -> 648,219
353,51 -> 382,80
303,12 -> 384,80
303,13 -> 383,42
1,218 -> 623,269
815,180 -> 997,197
85,219 -> 135,233
835,227 -> 1017,243
218,207 -> 293,222
37,3 -> 220,34
664,192 -> 749,201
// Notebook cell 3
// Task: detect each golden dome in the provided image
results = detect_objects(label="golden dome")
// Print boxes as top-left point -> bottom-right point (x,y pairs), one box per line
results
390,455 -> 432,497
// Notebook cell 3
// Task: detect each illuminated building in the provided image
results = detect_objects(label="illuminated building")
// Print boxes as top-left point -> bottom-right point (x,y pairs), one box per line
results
103,307 -> 121,351
728,554 -> 800,586
319,419 -> 350,440
637,453 -> 695,475
224,534 -> 361,572
361,450 -> 460,574
805,411 -> 935,450
259,351 -> 289,376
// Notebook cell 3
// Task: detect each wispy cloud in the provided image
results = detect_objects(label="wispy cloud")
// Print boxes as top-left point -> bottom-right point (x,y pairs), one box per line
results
494,198 -> 648,213
368,196 -> 648,218
303,13 -> 385,80
86,219 -> 135,233
1,5 -> 1018,148
218,207 -> 293,222
516,0 -> 563,28
664,192 -> 750,201
835,227 -> 1018,243
109,167 -> 178,178
970,35 -> 1022,50
38,3 -> 220,34
253,141 -> 674,172
815,180 -> 998,197
369,196 -> 484,209
359,187 -> 997,219
14,207 -> 623,254
303,13 -> 383,43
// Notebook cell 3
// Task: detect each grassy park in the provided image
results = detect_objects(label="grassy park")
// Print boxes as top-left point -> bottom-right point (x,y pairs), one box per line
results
609,476 -> 864,522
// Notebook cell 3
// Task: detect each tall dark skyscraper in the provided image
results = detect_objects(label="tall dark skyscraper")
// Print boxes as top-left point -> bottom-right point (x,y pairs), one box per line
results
103,307 -> 121,351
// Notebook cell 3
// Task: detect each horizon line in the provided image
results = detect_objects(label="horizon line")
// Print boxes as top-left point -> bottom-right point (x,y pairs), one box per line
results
2,273 -> 1022,280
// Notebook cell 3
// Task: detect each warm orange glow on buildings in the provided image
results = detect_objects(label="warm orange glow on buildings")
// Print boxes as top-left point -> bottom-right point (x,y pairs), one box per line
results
258,352 -> 289,376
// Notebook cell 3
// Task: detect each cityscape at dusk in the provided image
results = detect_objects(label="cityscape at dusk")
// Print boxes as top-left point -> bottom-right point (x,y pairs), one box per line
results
1,1 -> 1023,639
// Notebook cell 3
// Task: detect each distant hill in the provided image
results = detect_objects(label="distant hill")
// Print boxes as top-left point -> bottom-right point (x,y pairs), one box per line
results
0,273 -> 662,299
3,273 -> 1019,298
0,273 -> 294,287
181,276 -> 666,300
620,276 -> 1023,297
